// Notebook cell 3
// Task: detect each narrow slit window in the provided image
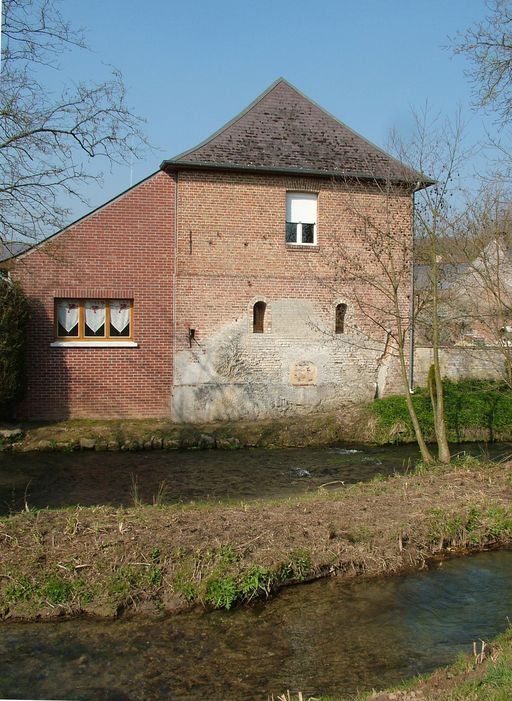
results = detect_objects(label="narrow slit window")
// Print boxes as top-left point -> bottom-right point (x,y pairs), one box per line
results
253,301 -> 266,333
335,303 -> 347,334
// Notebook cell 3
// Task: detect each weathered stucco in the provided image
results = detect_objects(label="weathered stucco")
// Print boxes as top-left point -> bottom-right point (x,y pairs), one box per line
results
172,298 -> 397,423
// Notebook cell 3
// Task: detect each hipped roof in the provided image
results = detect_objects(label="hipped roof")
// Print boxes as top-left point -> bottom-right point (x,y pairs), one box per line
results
162,78 -> 431,187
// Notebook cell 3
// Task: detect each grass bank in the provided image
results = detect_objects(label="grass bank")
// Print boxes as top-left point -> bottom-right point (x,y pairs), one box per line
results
1,457 -> 511,621
372,379 -> 512,444
1,406 -> 375,453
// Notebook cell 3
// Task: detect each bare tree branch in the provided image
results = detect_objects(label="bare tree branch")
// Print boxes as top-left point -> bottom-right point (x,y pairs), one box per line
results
0,0 -> 148,243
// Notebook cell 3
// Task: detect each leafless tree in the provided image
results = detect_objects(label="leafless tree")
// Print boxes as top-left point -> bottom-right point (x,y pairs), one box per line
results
398,109 -> 474,464
1,0 -> 147,243
321,172 -> 435,464
323,110 -> 472,464
453,0 -> 512,123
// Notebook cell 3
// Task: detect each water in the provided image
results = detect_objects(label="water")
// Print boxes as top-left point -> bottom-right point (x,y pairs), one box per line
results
1,551 -> 511,700
0,442 -> 510,515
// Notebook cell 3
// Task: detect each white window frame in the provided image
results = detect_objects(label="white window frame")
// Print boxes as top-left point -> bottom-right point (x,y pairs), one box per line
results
286,192 -> 318,246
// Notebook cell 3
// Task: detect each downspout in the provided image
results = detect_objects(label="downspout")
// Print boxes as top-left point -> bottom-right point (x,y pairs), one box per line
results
172,171 -> 179,415
409,183 -> 420,393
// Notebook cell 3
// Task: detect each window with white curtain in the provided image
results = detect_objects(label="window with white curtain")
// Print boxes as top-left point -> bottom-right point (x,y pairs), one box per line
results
286,192 -> 317,245
55,299 -> 132,340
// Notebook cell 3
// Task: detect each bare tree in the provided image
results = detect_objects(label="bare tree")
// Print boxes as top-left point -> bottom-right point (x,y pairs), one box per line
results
323,110 -> 472,464
453,0 -> 512,123
322,173 -> 435,464
0,0 -> 147,243
398,110 -> 473,464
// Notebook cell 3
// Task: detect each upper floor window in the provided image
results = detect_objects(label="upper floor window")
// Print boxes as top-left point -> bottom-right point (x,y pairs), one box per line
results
56,299 -> 133,341
253,301 -> 266,333
286,192 -> 317,245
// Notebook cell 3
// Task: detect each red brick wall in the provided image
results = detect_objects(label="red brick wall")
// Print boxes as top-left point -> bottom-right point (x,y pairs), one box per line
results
13,171 -> 175,419
12,167 -> 412,421
175,170 -> 412,353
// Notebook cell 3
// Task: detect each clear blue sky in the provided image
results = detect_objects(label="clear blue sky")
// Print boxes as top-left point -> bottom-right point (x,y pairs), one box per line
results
59,0 -> 494,222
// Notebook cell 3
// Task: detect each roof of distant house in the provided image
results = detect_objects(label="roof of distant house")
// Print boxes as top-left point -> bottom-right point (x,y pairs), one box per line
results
0,241 -> 30,263
162,78 -> 431,186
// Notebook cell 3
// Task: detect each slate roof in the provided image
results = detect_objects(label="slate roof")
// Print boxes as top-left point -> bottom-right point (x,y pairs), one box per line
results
0,241 -> 30,263
162,78 -> 431,186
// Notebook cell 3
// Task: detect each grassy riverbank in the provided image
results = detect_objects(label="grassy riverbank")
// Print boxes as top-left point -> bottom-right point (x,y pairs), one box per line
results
3,380 -> 512,454
1,457 -> 511,621
2,407 -> 374,452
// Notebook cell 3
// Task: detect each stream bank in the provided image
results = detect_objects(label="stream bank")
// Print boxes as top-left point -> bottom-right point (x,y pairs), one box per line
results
4,379 -> 512,453
3,551 -> 512,701
0,406 -> 374,453
1,457 -> 512,622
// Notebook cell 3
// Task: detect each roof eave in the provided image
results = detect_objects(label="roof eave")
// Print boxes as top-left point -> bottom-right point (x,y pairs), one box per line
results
160,159 -> 434,188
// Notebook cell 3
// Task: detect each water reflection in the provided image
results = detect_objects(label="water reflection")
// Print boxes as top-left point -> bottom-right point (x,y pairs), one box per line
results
1,552 -> 511,700
0,442 -> 510,514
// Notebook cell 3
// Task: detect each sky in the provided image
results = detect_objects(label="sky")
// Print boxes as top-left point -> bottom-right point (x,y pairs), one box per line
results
45,0 -> 499,223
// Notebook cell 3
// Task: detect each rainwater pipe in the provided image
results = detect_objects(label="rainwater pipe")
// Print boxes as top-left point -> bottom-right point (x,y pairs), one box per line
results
409,182 -> 421,393
172,171 -> 179,407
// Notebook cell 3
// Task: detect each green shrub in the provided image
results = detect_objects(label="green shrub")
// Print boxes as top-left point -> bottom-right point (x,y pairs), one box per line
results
0,280 -> 28,417
372,379 -> 512,443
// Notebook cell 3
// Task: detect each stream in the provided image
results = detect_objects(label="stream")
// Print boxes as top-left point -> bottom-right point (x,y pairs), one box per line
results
0,441 -> 511,514
1,551 -> 512,700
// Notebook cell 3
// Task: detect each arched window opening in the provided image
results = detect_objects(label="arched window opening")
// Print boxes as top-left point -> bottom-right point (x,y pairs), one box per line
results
253,301 -> 266,333
335,303 -> 347,334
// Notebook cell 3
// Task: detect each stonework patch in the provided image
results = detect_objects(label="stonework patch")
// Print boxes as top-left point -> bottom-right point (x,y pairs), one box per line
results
290,360 -> 317,386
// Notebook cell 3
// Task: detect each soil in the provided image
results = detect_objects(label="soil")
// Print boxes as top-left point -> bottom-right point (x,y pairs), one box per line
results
1,459 -> 512,621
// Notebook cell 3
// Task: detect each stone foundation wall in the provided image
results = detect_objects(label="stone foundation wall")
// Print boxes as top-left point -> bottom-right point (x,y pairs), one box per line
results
414,346 -> 506,386
172,298 -> 403,423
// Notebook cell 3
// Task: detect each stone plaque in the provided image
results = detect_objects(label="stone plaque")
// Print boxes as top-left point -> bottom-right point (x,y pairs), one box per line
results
290,360 -> 317,386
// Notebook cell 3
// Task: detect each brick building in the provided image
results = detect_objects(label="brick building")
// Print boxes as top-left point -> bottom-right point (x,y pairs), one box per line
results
12,79 -> 426,421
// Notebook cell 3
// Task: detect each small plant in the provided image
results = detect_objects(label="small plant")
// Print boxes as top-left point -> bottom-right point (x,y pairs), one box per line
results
278,549 -> 312,582
152,480 -> 169,506
240,565 -> 274,601
41,574 -> 72,605
204,575 -> 238,609
107,566 -> 140,598
129,473 -> 142,507
147,566 -> 163,588
216,543 -> 239,565
173,572 -> 197,603
5,574 -> 35,602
